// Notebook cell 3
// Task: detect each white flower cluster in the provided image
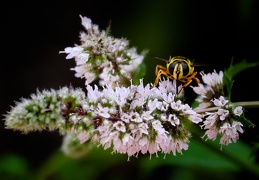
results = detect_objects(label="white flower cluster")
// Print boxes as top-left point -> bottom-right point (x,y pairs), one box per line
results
192,70 -> 224,109
60,15 -> 146,88
74,79 -> 202,158
202,96 -> 244,145
192,71 -> 244,146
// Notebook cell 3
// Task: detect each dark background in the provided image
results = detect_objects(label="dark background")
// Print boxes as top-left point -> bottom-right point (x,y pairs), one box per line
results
1,0 -> 259,177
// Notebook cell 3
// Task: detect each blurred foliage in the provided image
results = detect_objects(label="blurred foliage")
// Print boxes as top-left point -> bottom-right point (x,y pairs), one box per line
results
0,134 -> 258,180
223,59 -> 259,100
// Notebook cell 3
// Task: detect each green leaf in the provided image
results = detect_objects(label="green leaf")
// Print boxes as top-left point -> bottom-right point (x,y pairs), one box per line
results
0,154 -> 31,179
223,59 -> 259,100
224,59 -> 259,80
132,63 -> 146,85
234,114 -> 255,128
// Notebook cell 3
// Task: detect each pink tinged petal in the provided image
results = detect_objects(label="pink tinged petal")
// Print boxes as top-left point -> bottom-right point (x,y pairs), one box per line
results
152,120 -> 163,132
160,115 -> 167,121
205,127 -> 218,140
76,53 -> 90,65
232,121 -> 244,133
73,66 -> 85,77
181,104 -> 193,114
77,132 -> 90,144
113,121 -> 126,132
189,114 -> 203,124
168,114 -> 179,126
80,15 -> 92,30
100,136 -> 111,149
139,137 -> 149,154
220,135 -> 232,145
148,141 -> 160,154
218,108 -> 229,121
148,98 -> 162,112
138,123 -> 149,135
160,102 -> 169,111
122,133 -> 133,145
171,100 -> 184,111
121,114 -> 130,123
129,112 -> 142,123
64,47 -> 84,59
84,72 -> 96,83
212,96 -> 228,107
96,104 -> 110,118
233,106 -> 243,116
113,139 -> 125,153
86,84 -> 101,102
141,111 -> 153,121
219,122 -> 230,132
192,83 -> 207,95
205,113 -> 218,125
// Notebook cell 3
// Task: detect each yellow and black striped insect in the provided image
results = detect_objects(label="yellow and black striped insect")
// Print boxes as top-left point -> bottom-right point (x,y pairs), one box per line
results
152,56 -> 200,94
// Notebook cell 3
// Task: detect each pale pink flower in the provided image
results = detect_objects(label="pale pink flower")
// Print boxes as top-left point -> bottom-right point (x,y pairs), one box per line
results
212,96 -> 228,107
233,106 -> 243,116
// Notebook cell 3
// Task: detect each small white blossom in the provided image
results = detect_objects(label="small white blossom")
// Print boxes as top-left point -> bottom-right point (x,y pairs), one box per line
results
96,104 -> 110,118
192,70 -> 224,109
233,106 -> 243,116
212,96 -> 228,107
80,15 -> 92,31
76,53 -> 90,65
78,132 -> 91,144
113,121 -> 126,132
219,121 -> 243,145
129,112 -> 142,123
217,108 -> 229,121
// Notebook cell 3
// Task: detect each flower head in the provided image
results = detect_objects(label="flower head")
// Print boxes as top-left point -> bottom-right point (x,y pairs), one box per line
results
201,96 -> 244,145
76,79 -> 202,158
192,70 -> 224,109
60,15 -> 146,88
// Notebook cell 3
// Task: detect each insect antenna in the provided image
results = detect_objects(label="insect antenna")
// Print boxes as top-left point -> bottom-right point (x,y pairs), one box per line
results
154,56 -> 169,63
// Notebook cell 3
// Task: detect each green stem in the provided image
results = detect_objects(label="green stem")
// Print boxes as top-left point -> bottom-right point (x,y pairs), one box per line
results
232,101 -> 259,108
194,101 -> 259,114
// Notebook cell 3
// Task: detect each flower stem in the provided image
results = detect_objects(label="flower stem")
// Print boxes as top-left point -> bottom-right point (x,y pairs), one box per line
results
232,101 -> 259,108
194,101 -> 259,114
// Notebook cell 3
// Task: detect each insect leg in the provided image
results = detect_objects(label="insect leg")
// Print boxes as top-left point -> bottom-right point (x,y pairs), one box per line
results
152,65 -> 168,87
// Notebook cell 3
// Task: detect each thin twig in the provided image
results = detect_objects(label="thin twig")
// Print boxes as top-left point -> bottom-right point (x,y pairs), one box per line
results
194,101 -> 259,114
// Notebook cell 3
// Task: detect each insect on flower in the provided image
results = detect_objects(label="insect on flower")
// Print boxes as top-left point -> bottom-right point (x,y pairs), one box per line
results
152,56 -> 201,94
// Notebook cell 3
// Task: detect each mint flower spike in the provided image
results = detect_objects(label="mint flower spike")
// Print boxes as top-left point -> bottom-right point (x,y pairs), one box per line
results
191,70 -> 252,146
4,79 -> 202,158
77,79 -> 202,159
59,15 -> 147,88
192,70 -> 224,110
4,87 -> 87,134
201,95 -> 244,146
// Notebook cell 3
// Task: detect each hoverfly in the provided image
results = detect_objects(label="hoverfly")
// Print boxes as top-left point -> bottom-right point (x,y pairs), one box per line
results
152,56 -> 201,94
